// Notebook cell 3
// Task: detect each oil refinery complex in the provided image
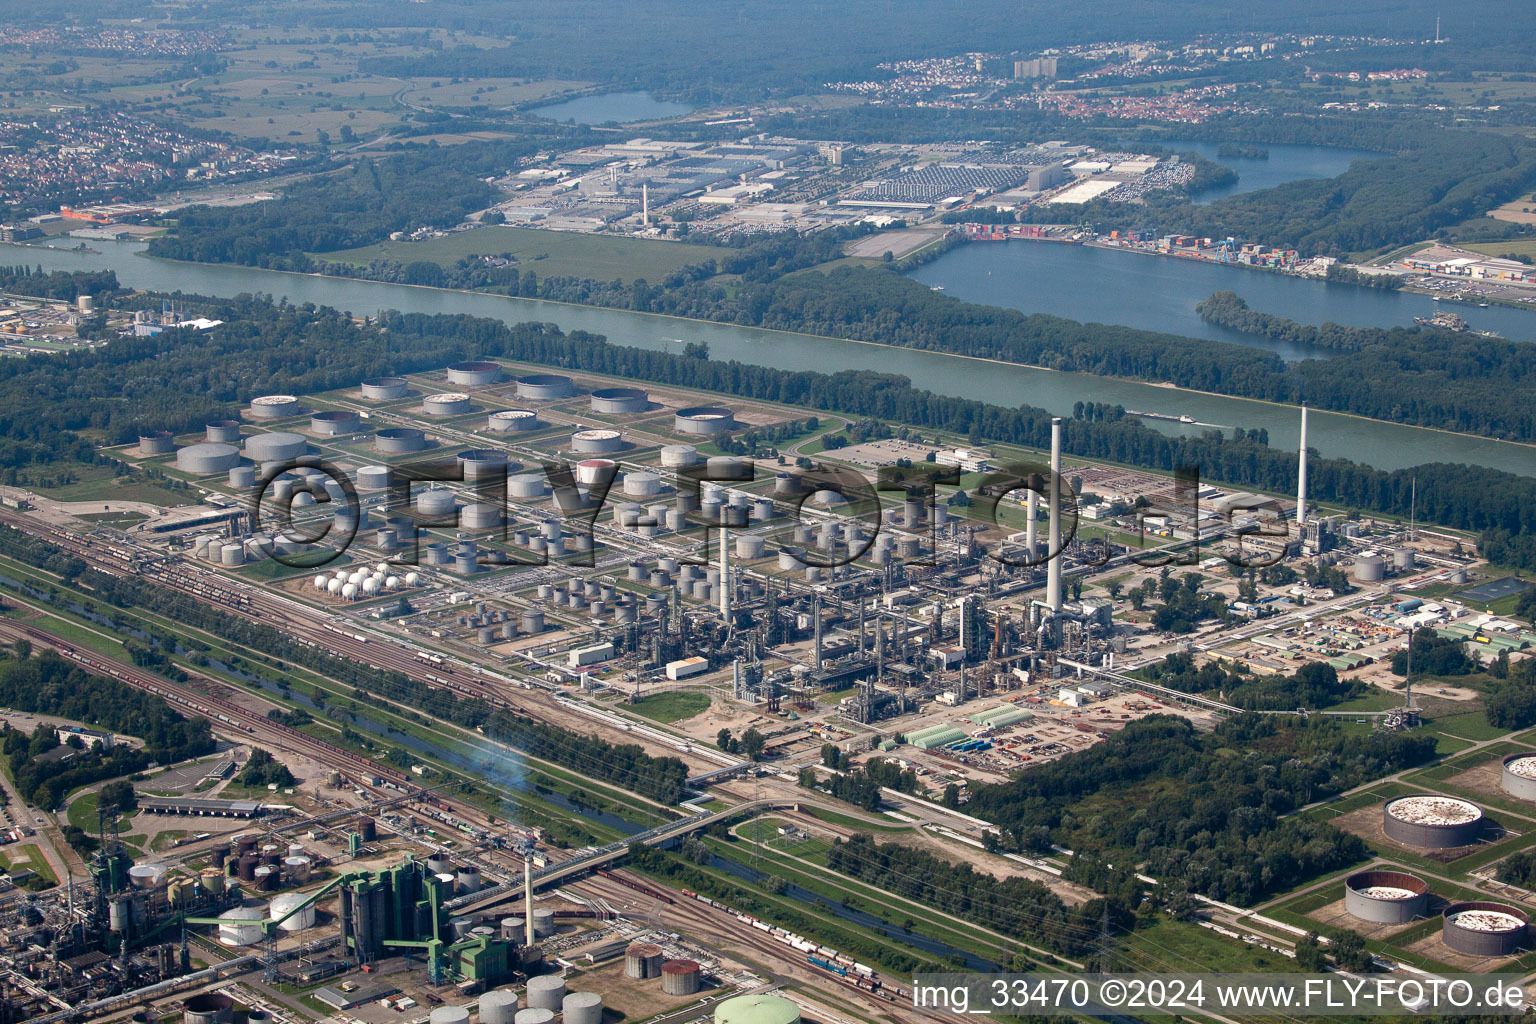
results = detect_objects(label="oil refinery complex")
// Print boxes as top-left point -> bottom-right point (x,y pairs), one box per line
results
0,350 -> 1534,1024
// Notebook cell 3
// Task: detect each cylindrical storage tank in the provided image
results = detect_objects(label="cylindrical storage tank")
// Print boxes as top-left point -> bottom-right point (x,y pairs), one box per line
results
1451,568 -> 1469,584
1395,548 -> 1416,571
217,906 -> 266,946
447,360 -> 501,386
521,610 -> 544,634
1383,794 -> 1484,849
376,529 -> 398,552
625,943 -> 663,979
270,891 -> 316,931
356,465 -> 392,491
676,406 -> 735,435
660,444 -> 698,469
455,553 -> 478,575
1442,902 -> 1529,956
516,373 -> 574,400
661,960 -> 702,996
515,1012 -> 554,1024
649,570 -> 671,588
139,431 -> 176,456
531,908 -> 555,937
590,387 -> 648,413
357,816 -> 377,842
692,581 -> 712,602
615,603 -> 637,625
571,428 -> 623,454
237,836 -> 259,855
429,1008 -> 471,1024
281,856 -> 312,882
206,419 -> 242,443
481,990 -> 519,1024
778,547 -> 807,571
183,992 -> 235,1024
539,520 -> 562,541
526,976 -> 565,1011
500,917 -> 525,941
705,455 -> 750,480
628,560 -> 648,582
229,465 -> 256,489
361,376 -> 409,400
248,395 -> 300,420
310,410 -> 360,435
752,499 -> 775,521
715,994 -> 800,1024
459,448 -> 509,479
129,864 -> 164,889
375,427 -> 428,453
666,509 -> 686,531
1503,753 -> 1536,801
1354,553 -> 1386,583
245,432 -> 308,462
424,542 -> 450,564
1343,870 -> 1429,925
645,593 -> 668,615
416,488 -> 457,517
508,473 -> 546,499
449,916 -> 474,940
576,459 -> 616,485
624,471 -> 662,498
456,865 -> 482,894
736,535 -> 766,559
177,443 -> 240,474
220,543 -> 244,567
200,869 -> 225,894
253,865 -> 277,891
461,503 -> 504,530
423,392 -> 471,417
488,408 -> 541,433
562,993 -> 602,1024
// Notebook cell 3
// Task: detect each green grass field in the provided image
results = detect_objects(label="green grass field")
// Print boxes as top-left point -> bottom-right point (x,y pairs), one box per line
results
627,691 -> 710,723
321,226 -> 723,284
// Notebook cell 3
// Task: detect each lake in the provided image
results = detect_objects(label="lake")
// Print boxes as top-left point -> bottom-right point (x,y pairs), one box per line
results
530,90 -> 694,124
6,239 -> 1534,478
905,240 -> 1536,353
1167,139 -> 1382,203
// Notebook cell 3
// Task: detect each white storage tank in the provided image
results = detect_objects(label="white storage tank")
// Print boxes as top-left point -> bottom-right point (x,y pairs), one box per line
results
248,395 -> 300,420
270,892 -> 316,931
531,908 -> 555,937
422,392 -> 472,417
481,990 -> 519,1024
526,976 -> 565,1011
139,431 -> 176,456
217,906 -> 266,946
356,465 -> 393,491
177,443 -> 240,474
447,360 -> 502,386
660,444 -> 698,468
514,1012 -> 554,1024
488,408 -> 540,432
508,473 -> 547,499
562,993 -> 602,1024
571,428 -> 623,454
624,471 -> 662,498
360,376 -> 408,400
429,1008 -> 471,1024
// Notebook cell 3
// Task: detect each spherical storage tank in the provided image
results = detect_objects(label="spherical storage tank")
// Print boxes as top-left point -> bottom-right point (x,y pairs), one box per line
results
661,960 -> 702,996
563,993 -> 602,1024
206,419 -> 242,443
526,976 -> 565,1011
248,395 -> 300,420
1343,870 -> 1429,925
177,443 -> 240,474
423,393 -> 471,417
676,406 -> 735,435
489,409 -> 540,432
447,360 -> 502,387
310,410 -> 360,435
590,387 -> 648,414
245,432 -> 307,462
361,376 -> 409,400
458,448 -> 509,479
139,431 -> 176,456
217,906 -> 266,946
1354,553 -> 1386,583
1502,753 -> 1536,801
571,428 -> 623,454
1442,902 -> 1529,956
715,994 -> 801,1024
516,373 -> 574,401
376,427 -> 428,454
270,892 -> 316,931
480,990 -> 519,1024
1382,794 -> 1484,849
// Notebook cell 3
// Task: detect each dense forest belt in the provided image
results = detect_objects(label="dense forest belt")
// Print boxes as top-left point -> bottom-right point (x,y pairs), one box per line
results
1197,290 -> 1393,352
4,296 -> 1536,563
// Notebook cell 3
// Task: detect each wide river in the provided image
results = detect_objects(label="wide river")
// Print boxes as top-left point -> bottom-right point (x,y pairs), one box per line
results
7,239 -> 1534,478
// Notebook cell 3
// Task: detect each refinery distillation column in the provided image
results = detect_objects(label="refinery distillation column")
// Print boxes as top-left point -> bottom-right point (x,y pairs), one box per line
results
1045,416 -> 1063,611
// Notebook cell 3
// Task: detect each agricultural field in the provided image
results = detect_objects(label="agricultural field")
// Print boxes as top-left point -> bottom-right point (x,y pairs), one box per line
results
323,225 -> 724,284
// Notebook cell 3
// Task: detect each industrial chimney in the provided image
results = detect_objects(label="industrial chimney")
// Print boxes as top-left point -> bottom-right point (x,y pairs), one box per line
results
1046,417 -> 1063,612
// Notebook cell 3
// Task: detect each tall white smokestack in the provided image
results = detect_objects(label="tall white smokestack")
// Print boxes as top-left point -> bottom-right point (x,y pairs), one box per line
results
1296,404 -> 1309,540
642,183 -> 650,227
1026,486 -> 1038,557
524,854 -> 535,947
719,527 -> 730,619
1046,417 -> 1063,611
